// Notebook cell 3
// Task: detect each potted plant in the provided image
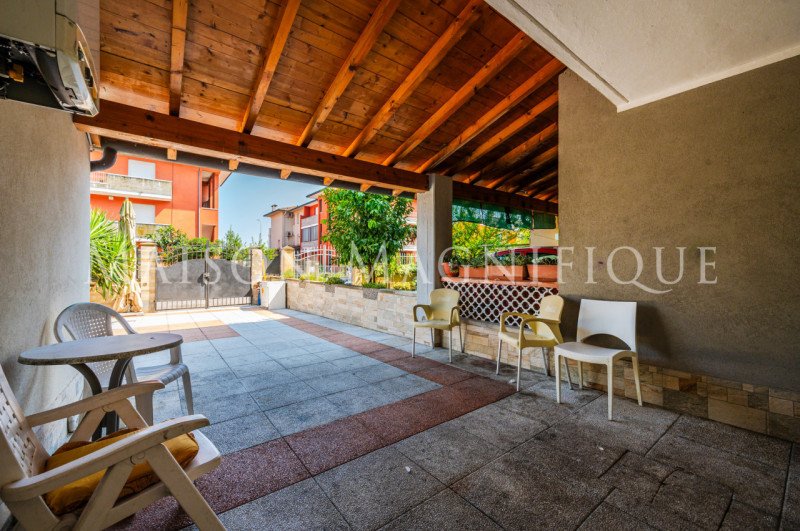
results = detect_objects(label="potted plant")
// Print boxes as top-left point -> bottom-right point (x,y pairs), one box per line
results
497,251 -> 527,282
441,254 -> 459,277
459,254 -> 488,280
527,254 -> 558,282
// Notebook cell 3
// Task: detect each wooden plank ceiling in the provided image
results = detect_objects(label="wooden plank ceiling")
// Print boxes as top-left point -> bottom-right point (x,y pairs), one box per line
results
94,0 -> 563,205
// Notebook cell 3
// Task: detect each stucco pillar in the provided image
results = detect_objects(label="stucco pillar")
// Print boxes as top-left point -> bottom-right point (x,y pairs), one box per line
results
138,242 -> 158,313
250,247 -> 264,304
280,246 -> 295,277
416,174 -> 452,344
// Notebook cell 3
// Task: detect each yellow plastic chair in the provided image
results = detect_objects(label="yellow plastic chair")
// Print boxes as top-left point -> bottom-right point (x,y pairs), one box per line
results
496,295 -> 571,391
412,288 -> 463,362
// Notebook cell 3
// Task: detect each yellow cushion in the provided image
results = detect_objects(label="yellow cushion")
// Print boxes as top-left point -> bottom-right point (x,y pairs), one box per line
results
44,428 -> 199,515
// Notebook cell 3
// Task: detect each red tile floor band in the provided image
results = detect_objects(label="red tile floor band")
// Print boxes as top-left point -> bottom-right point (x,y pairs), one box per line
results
114,314 -> 514,530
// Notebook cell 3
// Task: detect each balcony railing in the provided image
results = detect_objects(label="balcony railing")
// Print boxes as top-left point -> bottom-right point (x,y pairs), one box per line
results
136,223 -> 167,238
90,172 -> 172,200
300,214 -> 318,228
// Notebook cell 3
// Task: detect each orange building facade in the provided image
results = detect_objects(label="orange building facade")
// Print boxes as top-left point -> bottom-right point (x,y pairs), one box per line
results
90,154 -> 220,240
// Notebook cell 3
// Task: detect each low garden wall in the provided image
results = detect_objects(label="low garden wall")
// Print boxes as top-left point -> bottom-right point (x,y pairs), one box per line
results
285,279 -> 422,341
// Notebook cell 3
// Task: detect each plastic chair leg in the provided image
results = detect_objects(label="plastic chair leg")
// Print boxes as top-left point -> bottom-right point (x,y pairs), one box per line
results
607,362 -> 614,420
516,347 -> 522,392
411,328 -> 416,358
496,341 -> 502,374
631,356 -> 643,406
182,371 -> 194,416
554,354 -> 561,403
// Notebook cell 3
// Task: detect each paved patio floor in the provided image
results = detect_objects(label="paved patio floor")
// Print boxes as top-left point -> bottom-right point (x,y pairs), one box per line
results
116,307 -> 799,530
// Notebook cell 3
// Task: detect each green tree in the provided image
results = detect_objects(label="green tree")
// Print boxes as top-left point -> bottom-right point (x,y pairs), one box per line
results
322,189 -> 414,283
451,221 -> 527,266
220,227 -> 244,261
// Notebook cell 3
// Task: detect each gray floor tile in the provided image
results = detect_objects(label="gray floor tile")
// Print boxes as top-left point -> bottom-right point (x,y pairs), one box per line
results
266,397 -> 348,436
325,385 -> 397,415
265,346 -> 314,359
229,360 -> 286,378
668,414 -> 792,470
312,347 -> 360,361
239,369 -> 299,393
289,361 -> 345,381
305,371 -> 369,394
276,353 -> 326,369
578,503 -> 656,531
189,392 -> 262,424
316,447 -> 445,531
331,356 -> 382,371
201,412 -> 281,454
394,423 -> 503,485
252,381 -> 322,411
380,489 -> 500,531
353,363 -> 408,383
452,446 -> 610,530
374,374 -> 439,401
446,403 -> 548,451
647,433 -> 785,516
212,478 -> 349,530
222,351 -> 274,367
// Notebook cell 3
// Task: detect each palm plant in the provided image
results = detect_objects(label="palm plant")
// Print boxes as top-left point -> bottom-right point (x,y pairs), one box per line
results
89,209 -> 133,299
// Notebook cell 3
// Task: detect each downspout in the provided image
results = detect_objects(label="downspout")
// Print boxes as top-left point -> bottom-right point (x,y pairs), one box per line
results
89,146 -> 117,172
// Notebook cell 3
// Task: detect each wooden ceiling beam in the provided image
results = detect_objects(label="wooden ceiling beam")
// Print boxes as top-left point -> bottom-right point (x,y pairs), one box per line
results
452,181 -> 557,214
296,0 -> 402,148
341,0 -> 484,157
240,0 -> 300,134
448,91 -> 558,175
464,123 -> 557,185
74,100 -> 428,192
168,0 -> 189,116
485,145 -> 559,190
382,31 -> 531,166
418,59 -> 563,172
508,165 -> 557,194
536,184 -> 559,201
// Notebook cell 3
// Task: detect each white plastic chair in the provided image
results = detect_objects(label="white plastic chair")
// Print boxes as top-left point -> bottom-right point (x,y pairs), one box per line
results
496,295 -> 570,391
0,366 -> 223,530
554,299 -> 642,420
55,303 -> 194,424
411,288 -> 464,362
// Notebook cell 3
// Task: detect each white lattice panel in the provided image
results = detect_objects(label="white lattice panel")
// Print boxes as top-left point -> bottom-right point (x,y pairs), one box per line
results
442,281 -> 558,323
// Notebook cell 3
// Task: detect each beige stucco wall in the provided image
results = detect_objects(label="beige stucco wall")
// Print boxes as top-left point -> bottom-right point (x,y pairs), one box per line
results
0,100 -> 89,452
558,56 -> 800,391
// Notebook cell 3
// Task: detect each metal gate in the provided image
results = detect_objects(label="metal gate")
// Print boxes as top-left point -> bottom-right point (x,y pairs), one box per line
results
155,245 -> 252,310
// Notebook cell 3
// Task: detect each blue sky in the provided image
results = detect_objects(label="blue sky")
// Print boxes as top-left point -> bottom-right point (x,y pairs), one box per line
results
219,172 -> 320,243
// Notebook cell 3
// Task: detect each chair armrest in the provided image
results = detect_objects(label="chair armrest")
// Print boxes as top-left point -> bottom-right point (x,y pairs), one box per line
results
499,312 -> 535,334
520,317 -> 563,344
412,304 -> 432,322
1,415 -> 209,502
449,306 -> 461,326
26,382 -> 165,427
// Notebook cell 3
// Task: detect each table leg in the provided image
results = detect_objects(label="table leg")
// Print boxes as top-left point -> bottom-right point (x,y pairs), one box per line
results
105,358 -> 134,434
70,364 -> 104,440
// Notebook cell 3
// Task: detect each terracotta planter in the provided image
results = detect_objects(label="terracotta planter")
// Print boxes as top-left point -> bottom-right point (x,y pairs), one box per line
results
459,266 -> 486,279
484,265 -> 507,281
503,265 -> 526,282
441,263 -> 458,277
526,264 -> 558,282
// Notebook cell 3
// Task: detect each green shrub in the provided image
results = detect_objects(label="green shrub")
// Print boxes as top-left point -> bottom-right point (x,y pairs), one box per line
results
362,282 -> 387,289
324,275 -> 345,285
90,209 -> 133,299
535,255 -> 558,265
282,268 -> 296,279
392,281 -> 416,291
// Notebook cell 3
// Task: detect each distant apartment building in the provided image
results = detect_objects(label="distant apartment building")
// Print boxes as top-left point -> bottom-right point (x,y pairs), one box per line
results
90,154 -> 220,239
265,191 -> 417,260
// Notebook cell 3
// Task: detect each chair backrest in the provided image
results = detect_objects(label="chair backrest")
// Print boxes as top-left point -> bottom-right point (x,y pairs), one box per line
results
54,303 -> 137,387
538,295 -> 564,321
576,299 -> 637,351
429,288 -> 460,321
0,366 -> 47,486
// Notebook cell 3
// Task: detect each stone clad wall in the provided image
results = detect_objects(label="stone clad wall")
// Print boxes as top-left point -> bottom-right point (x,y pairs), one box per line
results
286,280 -> 421,341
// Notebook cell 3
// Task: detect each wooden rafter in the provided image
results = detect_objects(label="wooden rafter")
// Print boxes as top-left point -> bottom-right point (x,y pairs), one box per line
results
240,0 -> 300,134
417,58 -> 563,172
166,148 -> 177,160
341,0 -> 484,157
447,92 -> 558,175
296,0 -> 402,148
465,123 -> 557,185
537,184 -> 559,201
485,144 -> 559,189
382,31 -> 531,166
168,0 -> 189,116
452,181 -> 557,214
74,100 -> 428,192
89,134 -> 102,149
524,176 -> 558,197
509,165 -> 557,194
